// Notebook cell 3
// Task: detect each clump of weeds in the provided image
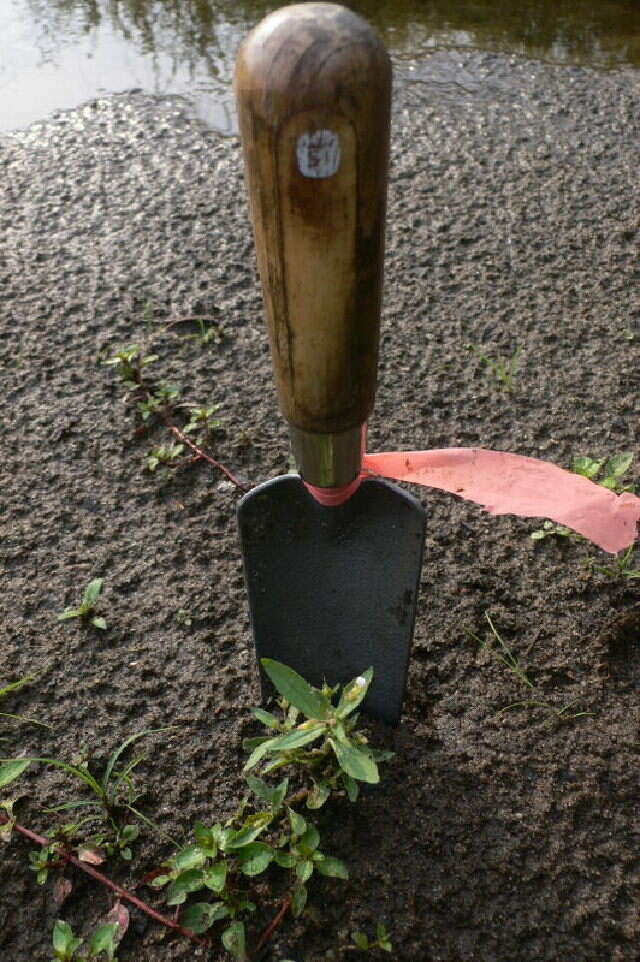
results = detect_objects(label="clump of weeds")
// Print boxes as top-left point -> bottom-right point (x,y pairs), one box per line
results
0,664 -> 392,961
58,578 -> 107,630
103,321 -> 246,490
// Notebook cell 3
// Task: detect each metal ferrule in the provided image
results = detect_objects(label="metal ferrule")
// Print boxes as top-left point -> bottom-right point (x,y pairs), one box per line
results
289,423 -> 365,488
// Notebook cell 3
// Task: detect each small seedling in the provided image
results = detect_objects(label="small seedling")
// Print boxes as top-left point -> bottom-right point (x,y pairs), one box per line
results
51,918 -> 119,961
137,383 -> 181,422
58,579 -> 107,630
350,922 -> 393,953
572,452 -> 634,492
189,318 -> 225,346
0,729 -> 174,865
183,404 -> 221,445
530,520 -> 576,542
103,345 -> 158,387
175,608 -> 193,627
585,544 -> 640,580
469,614 -> 534,690
468,344 -> 520,392
146,443 -> 184,473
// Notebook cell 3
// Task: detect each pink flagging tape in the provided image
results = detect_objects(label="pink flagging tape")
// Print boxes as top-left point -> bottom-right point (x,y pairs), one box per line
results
304,473 -> 363,506
362,448 -> 640,554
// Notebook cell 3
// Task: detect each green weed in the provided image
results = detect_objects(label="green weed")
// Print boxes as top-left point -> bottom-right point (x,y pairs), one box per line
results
350,922 -> 393,953
585,544 -> 640,580
0,729 -> 174,881
1,675 -> 51,732
469,614 -> 593,722
150,662 -> 391,959
103,345 -> 158,387
467,344 -> 520,392
51,918 -> 119,962
58,579 -> 107,630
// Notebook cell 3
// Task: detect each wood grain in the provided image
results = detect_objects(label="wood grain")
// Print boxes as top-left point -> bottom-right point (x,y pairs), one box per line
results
234,3 -> 391,434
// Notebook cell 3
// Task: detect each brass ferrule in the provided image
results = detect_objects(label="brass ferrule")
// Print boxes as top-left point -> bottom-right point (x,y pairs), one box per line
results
289,423 -> 366,488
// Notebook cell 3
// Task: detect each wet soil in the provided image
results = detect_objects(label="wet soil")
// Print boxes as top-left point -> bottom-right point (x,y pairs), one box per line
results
1,51 -> 640,962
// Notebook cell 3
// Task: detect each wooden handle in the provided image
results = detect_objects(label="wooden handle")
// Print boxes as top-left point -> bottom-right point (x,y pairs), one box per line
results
234,3 -> 391,438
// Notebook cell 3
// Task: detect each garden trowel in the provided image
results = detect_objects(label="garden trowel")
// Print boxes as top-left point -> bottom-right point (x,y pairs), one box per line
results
235,3 -> 425,725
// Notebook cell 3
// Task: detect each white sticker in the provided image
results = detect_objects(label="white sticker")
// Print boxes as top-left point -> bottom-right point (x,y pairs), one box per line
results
296,129 -> 341,179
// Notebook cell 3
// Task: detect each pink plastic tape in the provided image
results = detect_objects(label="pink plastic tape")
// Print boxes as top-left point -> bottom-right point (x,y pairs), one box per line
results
304,473 -> 363,506
362,448 -> 640,554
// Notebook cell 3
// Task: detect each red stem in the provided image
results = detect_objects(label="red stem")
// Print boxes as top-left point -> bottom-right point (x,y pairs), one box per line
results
168,423 -> 249,492
1,815 -> 208,948
252,896 -> 292,957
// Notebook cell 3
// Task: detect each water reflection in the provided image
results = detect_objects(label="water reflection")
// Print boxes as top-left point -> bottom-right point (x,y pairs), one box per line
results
3,0 -> 640,132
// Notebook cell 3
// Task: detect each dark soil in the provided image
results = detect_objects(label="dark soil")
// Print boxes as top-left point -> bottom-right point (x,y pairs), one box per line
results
2,50 -> 640,962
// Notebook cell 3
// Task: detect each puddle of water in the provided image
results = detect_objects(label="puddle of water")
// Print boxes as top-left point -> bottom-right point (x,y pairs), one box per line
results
2,0 -> 640,133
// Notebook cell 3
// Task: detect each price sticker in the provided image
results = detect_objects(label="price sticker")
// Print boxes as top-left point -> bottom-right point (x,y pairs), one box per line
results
296,129 -> 341,179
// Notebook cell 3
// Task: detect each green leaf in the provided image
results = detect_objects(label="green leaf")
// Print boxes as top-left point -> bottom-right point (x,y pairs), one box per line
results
57,607 -> 82,621
53,919 -> 83,957
342,773 -> 359,802
165,869 -> 204,905
171,845 -> 206,873
315,855 -> 349,879
222,920 -> 247,961
266,726 -> 325,753
306,780 -> 331,809
287,807 -> 306,837
237,842 -> 274,876
252,708 -> 281,729
82,578 -> 103,607
335,668 -> 373,718
274,852 -> 296,869
573,456 -> 603,479
330,740 -> 379,784
243,739 -> 275,772
225,811 -> 272,850
606,452 -> 633,478
91,617 -> 107,630
244,775 -> 288,809
0,759 -> 31,788
295,858 -> 314,883
260,660 -> 330,719
290,883 -> 307,918
352,931 -> 369,950
203,862 -> 227,892
88,922 -> 118,960
182,901 -> 230,934
299,824 -> 320,853
101,727 -> 173,793
194,821 -> 219,857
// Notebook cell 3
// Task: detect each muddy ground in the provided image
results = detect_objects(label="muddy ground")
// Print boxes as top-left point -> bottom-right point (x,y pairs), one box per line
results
1,50 -> 640,962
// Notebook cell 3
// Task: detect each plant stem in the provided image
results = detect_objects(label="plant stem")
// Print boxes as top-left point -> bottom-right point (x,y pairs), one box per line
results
252,895 -> 292,958
168,423 -> 249,492
0,814 -> 209,948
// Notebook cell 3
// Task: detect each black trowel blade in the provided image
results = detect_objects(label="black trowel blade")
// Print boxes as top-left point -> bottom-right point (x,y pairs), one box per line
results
237,474 -> 425,725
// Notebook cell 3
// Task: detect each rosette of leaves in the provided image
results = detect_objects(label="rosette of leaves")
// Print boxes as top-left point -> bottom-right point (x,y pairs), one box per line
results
103,345 -> 158,387
137,383 -> 181,422
183,404 -> 221,446
57,578 -> 107,630
243,660 -> 393,805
